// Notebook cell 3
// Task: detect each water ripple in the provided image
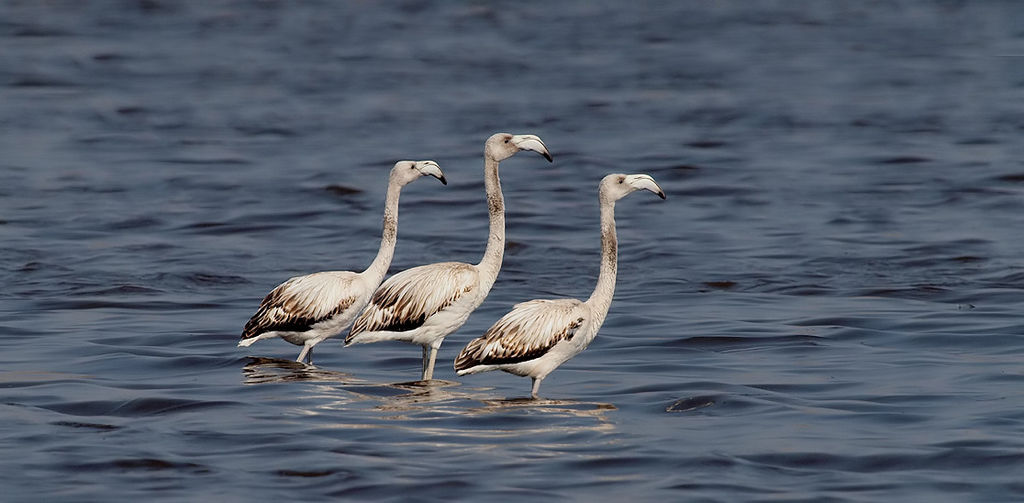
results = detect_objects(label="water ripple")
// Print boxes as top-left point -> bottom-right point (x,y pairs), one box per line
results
3,1 -> 1023,501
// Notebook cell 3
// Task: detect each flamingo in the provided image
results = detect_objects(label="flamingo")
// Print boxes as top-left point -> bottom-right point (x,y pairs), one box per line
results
454,173 -> 665,397
238,160 -> 447,363
346,133 -> 552,380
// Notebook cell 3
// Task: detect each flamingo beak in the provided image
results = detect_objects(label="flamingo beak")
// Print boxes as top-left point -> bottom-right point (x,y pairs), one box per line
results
418,161 -> 447,185
511,135 -> 553,163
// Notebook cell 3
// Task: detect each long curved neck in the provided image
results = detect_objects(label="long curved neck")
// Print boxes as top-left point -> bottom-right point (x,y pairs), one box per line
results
363,179 -> 401,283
476,156 -> 504,286
586,198 -> 617,318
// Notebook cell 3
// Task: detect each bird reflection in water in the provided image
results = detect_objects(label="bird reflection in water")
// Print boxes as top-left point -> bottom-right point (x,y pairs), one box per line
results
241,357 -> 616,433
372,382 -> 617,437
241,356 -> 363,385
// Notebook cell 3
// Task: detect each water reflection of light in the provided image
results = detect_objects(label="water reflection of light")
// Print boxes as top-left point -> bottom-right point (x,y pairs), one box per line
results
369,384 -> 619,440
241,356 -> 364,385
241,358 -> 617,436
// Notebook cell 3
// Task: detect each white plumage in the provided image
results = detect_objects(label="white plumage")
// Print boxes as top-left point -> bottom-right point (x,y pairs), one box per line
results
238,160 -> 447,364
455,173 -> 666,397
346,133 -> 553,380
467,299 -> 588,366
348,263 -> 480,339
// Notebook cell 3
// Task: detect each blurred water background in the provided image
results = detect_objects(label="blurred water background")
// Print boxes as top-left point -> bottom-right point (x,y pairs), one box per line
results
2,1 -> 1024,501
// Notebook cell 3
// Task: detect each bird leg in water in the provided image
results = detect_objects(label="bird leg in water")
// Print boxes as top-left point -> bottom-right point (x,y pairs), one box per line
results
296,344 -> 312,364
421,345 -> 439,380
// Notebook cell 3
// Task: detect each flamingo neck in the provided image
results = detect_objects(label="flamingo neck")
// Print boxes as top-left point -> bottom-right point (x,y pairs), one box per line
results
363,179 -> 401,283
586,198 -> 618,319
477,156 -> 504,287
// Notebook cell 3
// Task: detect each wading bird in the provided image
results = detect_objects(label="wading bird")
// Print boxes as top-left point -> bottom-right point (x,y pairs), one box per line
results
238,160 -> 447,363
346,133 -> 552,380
454,173 -> 665,397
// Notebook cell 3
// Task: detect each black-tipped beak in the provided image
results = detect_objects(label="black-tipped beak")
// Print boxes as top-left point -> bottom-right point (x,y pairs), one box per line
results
657,190 -> 666,200
436,174 -> 448,185
511,135 -> 552,163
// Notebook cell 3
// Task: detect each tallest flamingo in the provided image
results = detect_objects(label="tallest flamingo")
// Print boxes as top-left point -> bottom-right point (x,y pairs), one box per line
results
346,133 -> 552,380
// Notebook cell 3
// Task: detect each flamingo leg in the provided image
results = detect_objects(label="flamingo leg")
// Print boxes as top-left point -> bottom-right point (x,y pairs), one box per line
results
531,377 -> 543,398
296,344 -> 313,365
422,345 -> 439,381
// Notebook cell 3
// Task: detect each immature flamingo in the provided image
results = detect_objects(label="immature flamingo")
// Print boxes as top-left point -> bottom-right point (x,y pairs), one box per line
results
346,133 -> 552,380
454,173 -> 665,397
238,160 -> 447,363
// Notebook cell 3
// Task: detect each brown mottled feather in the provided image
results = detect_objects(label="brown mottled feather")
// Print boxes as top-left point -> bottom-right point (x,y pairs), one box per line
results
242,272 -> 358,339
455,299 -> 587,370
347,262 -> 478,340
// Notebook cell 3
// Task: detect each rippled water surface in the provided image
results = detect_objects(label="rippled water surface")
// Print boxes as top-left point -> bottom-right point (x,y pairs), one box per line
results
3,1 -> 1024,501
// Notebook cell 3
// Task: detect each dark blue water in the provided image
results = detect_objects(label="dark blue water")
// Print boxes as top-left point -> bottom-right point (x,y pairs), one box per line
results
3,1 -> 1024,501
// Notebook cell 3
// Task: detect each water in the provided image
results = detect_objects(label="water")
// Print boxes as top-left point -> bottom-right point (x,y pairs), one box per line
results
2,1 -> 1024,501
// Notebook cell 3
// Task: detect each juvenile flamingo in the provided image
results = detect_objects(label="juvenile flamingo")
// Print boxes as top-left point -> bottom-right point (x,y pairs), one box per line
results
455,173 -> 665,397
238,160 -> 447,363
346,133 -> 552,380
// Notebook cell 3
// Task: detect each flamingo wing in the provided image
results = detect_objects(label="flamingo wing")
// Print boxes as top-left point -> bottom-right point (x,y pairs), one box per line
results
455,298 -> 588,370
242,271 -> 361,339
347,262 -> 478,340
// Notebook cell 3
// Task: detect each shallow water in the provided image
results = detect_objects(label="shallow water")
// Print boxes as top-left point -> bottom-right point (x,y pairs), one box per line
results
2,1 -> 1024,501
